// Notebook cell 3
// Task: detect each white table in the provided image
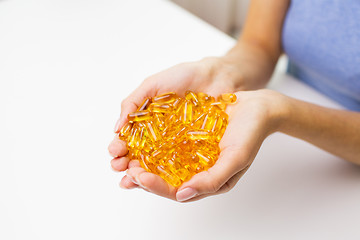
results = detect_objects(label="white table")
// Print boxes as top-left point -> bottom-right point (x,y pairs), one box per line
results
1,1 -> 359,239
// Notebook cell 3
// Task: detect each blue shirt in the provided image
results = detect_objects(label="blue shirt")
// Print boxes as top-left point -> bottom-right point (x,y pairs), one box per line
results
282,0 -> 360,111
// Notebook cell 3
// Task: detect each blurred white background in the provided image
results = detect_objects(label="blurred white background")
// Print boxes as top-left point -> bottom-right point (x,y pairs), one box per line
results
170,0 -> 250,36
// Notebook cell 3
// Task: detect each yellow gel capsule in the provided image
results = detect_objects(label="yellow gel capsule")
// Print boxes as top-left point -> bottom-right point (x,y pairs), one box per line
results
185,90 -> 200,107
210,101 -> 226,111
136,127 -> 146,149
148,103 -> 173,114
144,120 -> 162,142
128,125 -> 139,148
153,113 -> 165,130
119,122 -> 133,141
128,110 -> 152,122
137,97 -> 152,111
186,130 -> 211,141
218,93 -> 237,104
181,100 -> 193,124
200,112 -> 217,131
171,97 -> 184,111
197,92 -> 215,105
153,92 -> 177,104
196,150 -> 215,167
156,165 -> 182,187
216,117 -> 227,142
175,168 -> 191,182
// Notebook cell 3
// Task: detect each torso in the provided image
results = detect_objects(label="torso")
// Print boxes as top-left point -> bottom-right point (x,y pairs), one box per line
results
282,0 -> 360,111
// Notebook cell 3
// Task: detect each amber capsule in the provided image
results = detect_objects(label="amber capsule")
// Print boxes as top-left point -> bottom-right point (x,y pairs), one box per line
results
218,93 -> 237,104
128,110 -> 152,122
171,97 -> 184,111
144,120 -> 161,142
153,92 -> 177,104
197,92 -> 215,106
119,122 -> 133,141
200,112 -> 217,131
196,150 -> 215,167
174,168 -> 191,182
127,124 -> 139,148
185,90 -> 200,107
186,130 -> 212,141
191,112 -> 206,129
156,165 -> 182,187
153,113 -> 165,130
215,117 -> 228,142
137,97 -> 152,111
210,102 -> 226,111
148,103 -> 173,114
180,100 -> 194,124
136,127 -> 146,149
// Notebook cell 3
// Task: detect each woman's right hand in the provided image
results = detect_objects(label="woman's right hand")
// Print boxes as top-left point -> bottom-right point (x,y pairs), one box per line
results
108,56 -> 244,188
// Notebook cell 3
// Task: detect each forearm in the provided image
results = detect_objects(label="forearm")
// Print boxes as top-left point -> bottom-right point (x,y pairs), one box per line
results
279,97 -> 360,164
219,0 -> 290,91
222,41 -> 279,90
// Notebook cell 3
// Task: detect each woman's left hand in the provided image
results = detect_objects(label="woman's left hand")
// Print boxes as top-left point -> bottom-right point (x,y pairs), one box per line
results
120,89 -> 290,202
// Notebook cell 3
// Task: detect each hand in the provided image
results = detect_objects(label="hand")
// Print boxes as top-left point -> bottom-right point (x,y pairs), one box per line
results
108,57 -> 245,185
119,89 -> 289,201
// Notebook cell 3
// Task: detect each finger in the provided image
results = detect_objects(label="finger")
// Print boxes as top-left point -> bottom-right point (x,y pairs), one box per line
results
110,156 -> 130,172
120,175 -> 138,189
180,165 -> 250,203
108,136 -> 128,158
128,159 -> 141,169
114,80 -> 157,133
176,146 -> 247,202
127,167 -> 177,200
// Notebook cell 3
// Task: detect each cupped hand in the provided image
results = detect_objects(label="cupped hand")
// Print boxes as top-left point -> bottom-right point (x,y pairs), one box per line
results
108,57 -> 243,185
115,89 -> 289,201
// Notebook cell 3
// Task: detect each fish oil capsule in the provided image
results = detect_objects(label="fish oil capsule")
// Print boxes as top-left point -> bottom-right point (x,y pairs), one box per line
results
136,127 -> 146,149
119,122 -> 133,141
171,97 -> 184,111
185,90 -> 200,107
210,102 -> 226,111
128,124 -> 140,148
144,120 -> 161,142
196,150 -> 215,167
148,103 -> 173,114
128,110 -> 152,122
180,100 -> 194,124
137,97 -> 152,111
153,92 -> 177,104
200,112 -> 217,131
153,113 -> 165,130
156,165 -> 182,187
218,93 -> 237,104
197,92 -> 215,105
186,130 -> 212,141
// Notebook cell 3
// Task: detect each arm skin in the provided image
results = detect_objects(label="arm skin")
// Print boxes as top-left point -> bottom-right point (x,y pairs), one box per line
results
217,0 -> 290,90
280,98 -> 360,164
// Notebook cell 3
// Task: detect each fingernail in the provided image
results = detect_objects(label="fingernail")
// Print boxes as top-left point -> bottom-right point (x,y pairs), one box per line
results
176,187 -> 198,202
114,118 -> 121,133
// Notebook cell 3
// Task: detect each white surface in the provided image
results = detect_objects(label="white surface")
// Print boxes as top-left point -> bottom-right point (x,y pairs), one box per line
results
1,1 -> 360,240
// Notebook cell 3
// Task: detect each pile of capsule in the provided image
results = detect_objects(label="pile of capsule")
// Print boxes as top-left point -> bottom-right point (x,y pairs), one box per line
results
119,91 -> 236,187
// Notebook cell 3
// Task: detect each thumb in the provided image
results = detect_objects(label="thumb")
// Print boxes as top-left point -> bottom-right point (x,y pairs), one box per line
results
175,146 -> 248,202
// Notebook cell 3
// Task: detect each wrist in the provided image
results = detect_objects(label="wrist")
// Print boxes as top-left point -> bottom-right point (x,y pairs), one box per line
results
255,90 -> 292,136
198,56 -> 244,92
